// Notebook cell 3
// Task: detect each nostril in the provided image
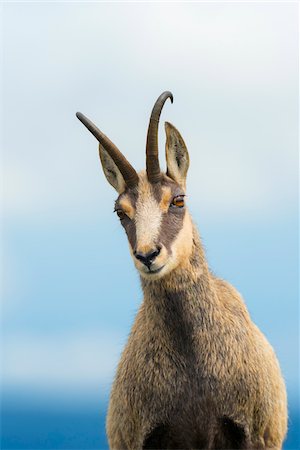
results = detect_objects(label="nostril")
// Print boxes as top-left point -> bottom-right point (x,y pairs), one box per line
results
150,247 -> 160,260
135,252 -> 146,263
135,247 -> 161,267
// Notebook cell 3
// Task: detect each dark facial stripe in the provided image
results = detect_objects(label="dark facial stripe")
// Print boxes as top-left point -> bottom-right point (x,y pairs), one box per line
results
115,188 -> 138,251
123,217 -> 137,251
156,175 -> 186,252
158,207 -> 186,254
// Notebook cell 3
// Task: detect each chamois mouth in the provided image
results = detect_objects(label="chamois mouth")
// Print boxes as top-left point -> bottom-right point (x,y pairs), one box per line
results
147,265 -> 165,274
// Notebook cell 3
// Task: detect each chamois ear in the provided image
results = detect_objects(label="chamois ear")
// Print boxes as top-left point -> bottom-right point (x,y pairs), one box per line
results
99,144 -> 126,194
165,122 -> 190,188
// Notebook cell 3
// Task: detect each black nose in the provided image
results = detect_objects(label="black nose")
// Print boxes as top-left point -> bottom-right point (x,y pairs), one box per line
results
134,247 -> 161,268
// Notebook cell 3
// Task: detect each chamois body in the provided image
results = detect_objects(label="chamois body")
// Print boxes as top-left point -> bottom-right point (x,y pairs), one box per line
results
107,220 -> 287,449
77,92 -> 287,449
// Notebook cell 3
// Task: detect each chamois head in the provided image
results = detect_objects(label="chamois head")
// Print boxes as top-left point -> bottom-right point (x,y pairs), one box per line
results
77,92 -> 194,279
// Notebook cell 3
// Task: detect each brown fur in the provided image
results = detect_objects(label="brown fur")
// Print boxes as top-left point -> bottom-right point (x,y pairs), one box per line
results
107,224 -> 287,449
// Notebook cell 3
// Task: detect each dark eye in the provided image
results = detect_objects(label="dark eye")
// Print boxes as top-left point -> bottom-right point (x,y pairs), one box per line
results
171,195 -> 185,208
115,209 -> 127,220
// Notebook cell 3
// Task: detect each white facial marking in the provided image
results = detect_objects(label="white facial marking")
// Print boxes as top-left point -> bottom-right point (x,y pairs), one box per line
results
135,178 -> 162,252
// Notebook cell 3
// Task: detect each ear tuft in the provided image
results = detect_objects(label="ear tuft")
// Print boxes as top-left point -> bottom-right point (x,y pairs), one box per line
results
99,145 -> 126,194
165,122 -> 189,188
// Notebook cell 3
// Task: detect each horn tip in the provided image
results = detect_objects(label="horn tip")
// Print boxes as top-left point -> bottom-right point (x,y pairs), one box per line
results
76,112 -> 90,127
76,112 -> 84,121
163,91 -> 173,104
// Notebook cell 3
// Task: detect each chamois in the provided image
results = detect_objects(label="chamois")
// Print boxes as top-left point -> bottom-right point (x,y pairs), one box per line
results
76,92 -> 287,450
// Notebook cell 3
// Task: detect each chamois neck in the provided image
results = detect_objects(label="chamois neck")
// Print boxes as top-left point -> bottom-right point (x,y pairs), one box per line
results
141,224 -> 217,311
140,226 -> 219,354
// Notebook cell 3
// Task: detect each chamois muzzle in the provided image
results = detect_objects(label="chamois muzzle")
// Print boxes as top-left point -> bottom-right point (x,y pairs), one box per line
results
146,91 -> 173,183
76,112 -> 139,189
134,247 -> 161,269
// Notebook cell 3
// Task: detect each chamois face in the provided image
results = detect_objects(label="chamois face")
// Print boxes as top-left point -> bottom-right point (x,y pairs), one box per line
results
76,92 -> 192,279
114,171 -> 193,279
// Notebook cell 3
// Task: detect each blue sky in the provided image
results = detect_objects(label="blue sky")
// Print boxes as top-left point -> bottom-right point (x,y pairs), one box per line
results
2,1 -> 298,411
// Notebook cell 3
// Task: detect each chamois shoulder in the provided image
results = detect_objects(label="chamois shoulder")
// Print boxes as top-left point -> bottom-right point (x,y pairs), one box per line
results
211,275 -> 252,324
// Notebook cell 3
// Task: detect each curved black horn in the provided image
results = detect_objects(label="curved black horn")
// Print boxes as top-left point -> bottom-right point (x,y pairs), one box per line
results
76,112 -> 139,189
146,91 -> 173,183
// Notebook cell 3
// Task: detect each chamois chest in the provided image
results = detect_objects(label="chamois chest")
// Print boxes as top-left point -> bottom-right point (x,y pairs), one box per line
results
115,291 -> 254,449
126,289 -> 245,405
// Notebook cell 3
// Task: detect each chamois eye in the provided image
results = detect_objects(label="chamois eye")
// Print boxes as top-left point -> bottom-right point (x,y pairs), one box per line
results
171,195 -> 185,208
115,209 -> 127,220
